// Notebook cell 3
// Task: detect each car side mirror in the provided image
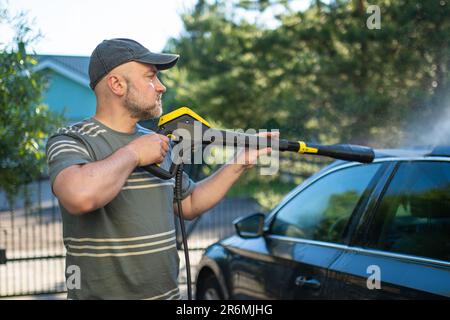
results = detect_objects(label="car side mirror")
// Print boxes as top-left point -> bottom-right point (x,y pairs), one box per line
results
233,213 -> 265,238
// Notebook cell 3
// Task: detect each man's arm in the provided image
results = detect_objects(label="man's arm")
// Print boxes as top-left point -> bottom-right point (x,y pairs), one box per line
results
53,145 -> 138,215
175,132 -> 278,220
175,163 -> 246,220
53,133 -> 169,215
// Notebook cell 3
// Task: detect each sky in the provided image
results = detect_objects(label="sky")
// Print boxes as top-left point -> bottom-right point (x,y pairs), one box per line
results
1,0 -> 197,56
0,0 -> 310,57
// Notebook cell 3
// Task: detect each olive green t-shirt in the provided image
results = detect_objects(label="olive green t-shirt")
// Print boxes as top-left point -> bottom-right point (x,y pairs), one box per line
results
46,118 -> 195,300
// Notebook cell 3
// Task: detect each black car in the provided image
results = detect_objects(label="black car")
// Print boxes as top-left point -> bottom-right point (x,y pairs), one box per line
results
195,146 -> 450,299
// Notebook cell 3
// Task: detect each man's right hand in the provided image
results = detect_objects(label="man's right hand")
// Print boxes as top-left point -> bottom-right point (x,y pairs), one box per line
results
126,133 -> 170,166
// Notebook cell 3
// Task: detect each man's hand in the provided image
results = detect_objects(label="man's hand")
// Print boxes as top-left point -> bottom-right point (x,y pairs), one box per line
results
126,133 -> 170,166
232,131 -> 280,170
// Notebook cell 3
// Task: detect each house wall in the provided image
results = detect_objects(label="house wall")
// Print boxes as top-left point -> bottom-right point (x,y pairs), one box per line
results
43,72 -> 96,121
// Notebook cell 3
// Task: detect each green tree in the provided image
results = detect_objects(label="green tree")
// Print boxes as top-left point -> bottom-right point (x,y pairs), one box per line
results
160,0 -> 450,206
0,6 -> 63,206
164,0 -> 278,130
165,0 -> 450,147
267,0 -> 450,146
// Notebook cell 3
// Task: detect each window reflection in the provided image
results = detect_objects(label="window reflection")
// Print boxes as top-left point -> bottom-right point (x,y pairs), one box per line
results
369,161 -> 450,262
271,164 -> 381,243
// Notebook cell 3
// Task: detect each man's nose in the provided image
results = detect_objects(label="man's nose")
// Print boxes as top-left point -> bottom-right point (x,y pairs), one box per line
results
154,77 -> 166,93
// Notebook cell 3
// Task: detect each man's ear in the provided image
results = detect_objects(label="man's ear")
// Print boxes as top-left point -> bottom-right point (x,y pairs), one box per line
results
106,74 -> 127,96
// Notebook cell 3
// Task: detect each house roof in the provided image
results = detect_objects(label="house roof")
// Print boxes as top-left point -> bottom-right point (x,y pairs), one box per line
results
34,55 -> 91,88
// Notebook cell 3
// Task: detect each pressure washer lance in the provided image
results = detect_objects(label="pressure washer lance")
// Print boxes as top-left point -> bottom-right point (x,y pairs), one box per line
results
142,107 -> 375,300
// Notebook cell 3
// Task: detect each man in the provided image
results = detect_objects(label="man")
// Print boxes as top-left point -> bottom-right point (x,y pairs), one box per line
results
46,38 -> 276,300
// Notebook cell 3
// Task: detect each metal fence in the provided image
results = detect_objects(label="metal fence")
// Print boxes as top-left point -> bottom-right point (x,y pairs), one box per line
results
0,179 -> 65,297
0,155 -> 328,298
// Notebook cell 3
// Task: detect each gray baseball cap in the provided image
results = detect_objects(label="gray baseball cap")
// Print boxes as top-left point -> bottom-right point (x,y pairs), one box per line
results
88,38 -> 179,90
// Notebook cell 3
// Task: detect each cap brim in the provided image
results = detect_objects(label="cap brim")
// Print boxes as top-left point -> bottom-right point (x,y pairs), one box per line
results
135,52 -> 179,70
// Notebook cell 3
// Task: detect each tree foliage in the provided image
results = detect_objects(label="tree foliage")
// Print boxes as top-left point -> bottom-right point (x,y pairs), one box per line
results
0,6 -> 63,205
164,0 -> 450,147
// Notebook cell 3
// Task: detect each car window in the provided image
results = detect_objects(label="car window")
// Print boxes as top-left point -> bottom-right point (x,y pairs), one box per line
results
270,163 -> 382,243
367,161 -> 450,262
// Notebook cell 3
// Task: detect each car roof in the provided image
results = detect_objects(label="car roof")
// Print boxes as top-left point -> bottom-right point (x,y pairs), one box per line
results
375,145 -> 450,158
313,145 -> 450,177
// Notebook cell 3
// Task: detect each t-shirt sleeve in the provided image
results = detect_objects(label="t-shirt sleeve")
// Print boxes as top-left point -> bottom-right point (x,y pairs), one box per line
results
180,171 -> 196,200
46,134 -> 93,188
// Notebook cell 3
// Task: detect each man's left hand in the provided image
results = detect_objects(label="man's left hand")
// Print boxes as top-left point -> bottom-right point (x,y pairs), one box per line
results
231,131 -> 280,170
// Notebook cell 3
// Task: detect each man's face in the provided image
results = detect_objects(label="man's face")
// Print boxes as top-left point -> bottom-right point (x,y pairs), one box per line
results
123,62 -> 166,120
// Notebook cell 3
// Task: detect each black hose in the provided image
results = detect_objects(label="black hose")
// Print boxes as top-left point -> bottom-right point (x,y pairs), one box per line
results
174,163 -> 192,300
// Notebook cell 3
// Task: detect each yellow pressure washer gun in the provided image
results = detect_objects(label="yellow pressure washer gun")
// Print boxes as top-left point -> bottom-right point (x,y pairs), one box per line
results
142,107 -> 375,179
142,107 -> 375,300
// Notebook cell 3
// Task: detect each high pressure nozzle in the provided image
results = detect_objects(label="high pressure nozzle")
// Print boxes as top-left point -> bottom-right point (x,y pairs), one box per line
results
277,140 -> 375,163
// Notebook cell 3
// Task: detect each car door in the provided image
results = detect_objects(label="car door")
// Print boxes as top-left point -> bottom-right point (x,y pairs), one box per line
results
328,160 -> 450,299
228,162 -> 384,299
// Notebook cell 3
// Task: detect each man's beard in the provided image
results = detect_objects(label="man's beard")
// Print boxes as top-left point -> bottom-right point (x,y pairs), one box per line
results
124,82 -> 162,120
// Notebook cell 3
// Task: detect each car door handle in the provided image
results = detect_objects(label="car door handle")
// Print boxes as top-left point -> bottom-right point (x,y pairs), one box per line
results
295,276 -> 321,289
